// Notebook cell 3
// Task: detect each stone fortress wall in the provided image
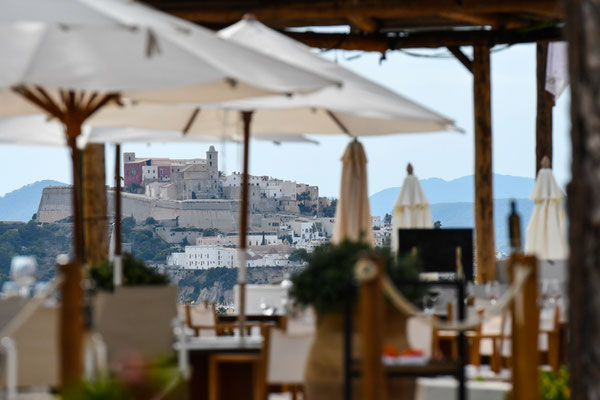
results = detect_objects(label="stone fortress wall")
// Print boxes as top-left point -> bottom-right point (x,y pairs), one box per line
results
36,186 -> 242,232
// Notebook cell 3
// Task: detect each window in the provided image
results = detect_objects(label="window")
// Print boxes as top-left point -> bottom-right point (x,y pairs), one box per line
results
131,169 -> 137,176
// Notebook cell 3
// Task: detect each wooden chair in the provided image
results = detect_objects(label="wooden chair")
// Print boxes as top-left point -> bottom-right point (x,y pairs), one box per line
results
434,302 -> 483,364
184,303 -> 261,337
263,326 -> 313,400
492,305 -> 560,372
208,324 -> 271,400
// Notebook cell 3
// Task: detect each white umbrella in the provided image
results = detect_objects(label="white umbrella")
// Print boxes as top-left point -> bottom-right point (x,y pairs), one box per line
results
525,157 -> 568,260
216,16 -> 459,135
391,163 -> 433,252
0,0 -> 336,384
332,140 -> 373,245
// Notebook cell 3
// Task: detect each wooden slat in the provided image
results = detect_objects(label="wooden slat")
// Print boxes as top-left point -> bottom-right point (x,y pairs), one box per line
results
473,45 -> 496,283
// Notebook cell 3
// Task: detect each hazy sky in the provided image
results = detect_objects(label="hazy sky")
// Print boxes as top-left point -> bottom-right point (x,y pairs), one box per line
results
0,43 -> 570,198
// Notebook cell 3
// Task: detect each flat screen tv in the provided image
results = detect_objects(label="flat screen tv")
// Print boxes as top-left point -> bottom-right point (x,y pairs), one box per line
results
396,228 -> 474,281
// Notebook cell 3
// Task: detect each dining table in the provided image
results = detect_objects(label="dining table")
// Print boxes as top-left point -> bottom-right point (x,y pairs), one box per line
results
174,335 -> 263,400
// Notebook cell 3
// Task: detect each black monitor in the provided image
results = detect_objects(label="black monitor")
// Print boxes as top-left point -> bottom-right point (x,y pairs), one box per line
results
396,228 -> 474,281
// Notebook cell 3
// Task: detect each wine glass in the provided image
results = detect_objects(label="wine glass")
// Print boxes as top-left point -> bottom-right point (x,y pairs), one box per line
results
485,281 -> 500,305
423,290 -> 439,315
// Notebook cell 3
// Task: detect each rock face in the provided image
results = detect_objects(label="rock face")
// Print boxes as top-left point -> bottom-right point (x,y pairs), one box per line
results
37,186 -> 240,232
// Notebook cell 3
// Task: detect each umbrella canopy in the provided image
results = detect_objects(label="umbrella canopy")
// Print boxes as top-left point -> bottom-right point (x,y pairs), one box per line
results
332,140 -> 373,245
0,0 -> 336,108
0,115 -> 319,147
525,158 -> 568,260
216,17 -> 459,135
391,163 -> 434,252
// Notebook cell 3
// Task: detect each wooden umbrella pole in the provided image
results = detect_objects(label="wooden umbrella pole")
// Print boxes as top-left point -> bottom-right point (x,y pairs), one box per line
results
114,144 -> 123,286
62,132 -> 85,388
238,111 -> 253,338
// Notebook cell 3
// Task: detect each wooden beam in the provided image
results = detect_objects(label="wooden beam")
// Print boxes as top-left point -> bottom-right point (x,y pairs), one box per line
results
162,1 -> 564,23
283,26 -> 563,52
348,15 -> 377,33
473,45 -> 496,282
441,12 -> 514,28
82,143 -> 108,266
508,255 -> 539,400
358,258 -> 387,400
565,0 -> 600,395
536,42 -> 555,173
447,46 -> 473,72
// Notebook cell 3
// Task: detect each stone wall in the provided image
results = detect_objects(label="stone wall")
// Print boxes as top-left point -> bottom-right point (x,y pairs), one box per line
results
37,186 -> 241,233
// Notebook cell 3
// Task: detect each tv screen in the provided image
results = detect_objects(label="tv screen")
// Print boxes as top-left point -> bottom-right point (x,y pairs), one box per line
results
397,228 -> 474,281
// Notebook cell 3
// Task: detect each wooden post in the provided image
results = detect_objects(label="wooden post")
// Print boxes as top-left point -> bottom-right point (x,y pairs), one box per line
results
58,256 -> 84,389
565,0 -> 600,395
508,254 -> 539,400
82,143 -> 108,265
114,144 -> 123,286
472,45 -> 496,282
358,257 -> 386,400
536,42 -> 555,173
238,111 -> 253,338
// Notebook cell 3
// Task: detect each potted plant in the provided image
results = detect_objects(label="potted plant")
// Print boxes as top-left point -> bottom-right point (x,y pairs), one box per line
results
290,239 -> 422,400
89,254 -> 178,370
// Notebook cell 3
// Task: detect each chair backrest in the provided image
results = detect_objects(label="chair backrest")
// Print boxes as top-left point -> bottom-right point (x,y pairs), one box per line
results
0,304 -> 59,388
95,286 -> 177,369
184,302 -> 217,337
266,327 -> 313,385
406,316 -> 433,358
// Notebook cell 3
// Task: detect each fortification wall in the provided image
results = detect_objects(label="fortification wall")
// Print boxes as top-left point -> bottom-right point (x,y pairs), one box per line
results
37,186 -> 72,223
37,187 -> 242,233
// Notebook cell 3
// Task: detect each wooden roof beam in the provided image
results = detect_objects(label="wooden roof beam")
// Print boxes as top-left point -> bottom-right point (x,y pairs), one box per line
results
447,46 -> 473,72
348,15 -> 378,33
441,12 -> 529,29
165,1 -> 564,24
283,26 -> 563,52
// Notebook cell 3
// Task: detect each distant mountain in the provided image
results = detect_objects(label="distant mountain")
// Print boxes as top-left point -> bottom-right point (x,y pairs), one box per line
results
370,173 -> 535,217
0,180 -> 67,222
430,198 -> 534,254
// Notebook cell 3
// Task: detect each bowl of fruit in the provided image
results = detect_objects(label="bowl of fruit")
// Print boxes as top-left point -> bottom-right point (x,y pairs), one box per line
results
382,345 -> 429,366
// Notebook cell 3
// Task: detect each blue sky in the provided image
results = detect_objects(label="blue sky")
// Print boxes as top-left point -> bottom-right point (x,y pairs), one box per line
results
0,43 -> 570,198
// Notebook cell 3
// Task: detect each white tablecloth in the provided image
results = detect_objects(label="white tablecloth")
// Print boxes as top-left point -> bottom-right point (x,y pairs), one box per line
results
415,378 -> 511,400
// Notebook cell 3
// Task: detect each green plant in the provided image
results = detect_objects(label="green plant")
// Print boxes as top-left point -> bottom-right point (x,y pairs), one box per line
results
290,239 -> 423,314
89,253 -> 170,291
540,367 -> 570,400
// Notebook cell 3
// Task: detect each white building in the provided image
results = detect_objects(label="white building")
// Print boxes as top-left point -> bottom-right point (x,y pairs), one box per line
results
167,245 -> 237,269
372,216 -> 382,228
142,165 -> 158,181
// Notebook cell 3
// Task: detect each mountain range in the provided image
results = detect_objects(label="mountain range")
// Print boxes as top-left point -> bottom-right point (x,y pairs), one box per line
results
0,180 -> 67,222
370,174 -> 538,253
0,174 -> 539,253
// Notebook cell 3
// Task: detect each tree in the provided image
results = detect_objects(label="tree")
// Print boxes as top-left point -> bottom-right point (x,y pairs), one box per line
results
289,248 -> 309,262
433,221 -> 442,229
203,228 -> 221,237
384,213 -> 392,225
322,198 -> 337,218
145,217 -> 158,225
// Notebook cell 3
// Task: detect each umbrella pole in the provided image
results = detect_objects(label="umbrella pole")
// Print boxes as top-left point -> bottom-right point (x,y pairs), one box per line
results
63,129 -> 85,388
114,144 -> 123,287
238,111 -> 253,338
